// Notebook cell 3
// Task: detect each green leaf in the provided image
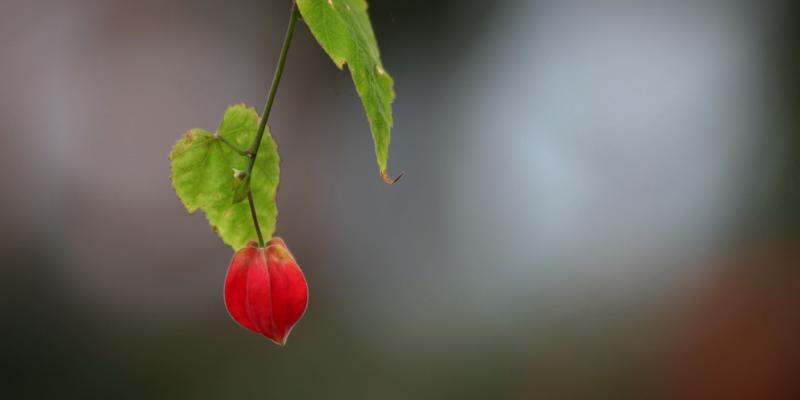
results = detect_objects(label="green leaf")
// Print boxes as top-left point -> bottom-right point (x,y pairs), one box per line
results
296,0 -> 398,183
231,170 -> 251,204
170,104 -> 280,249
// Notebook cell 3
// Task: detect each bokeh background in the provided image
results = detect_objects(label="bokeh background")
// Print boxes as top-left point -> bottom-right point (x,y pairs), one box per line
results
1,0 -> 798,398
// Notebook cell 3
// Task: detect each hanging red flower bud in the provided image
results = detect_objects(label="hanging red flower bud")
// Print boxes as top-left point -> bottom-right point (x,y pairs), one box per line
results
224,238 -> 308,345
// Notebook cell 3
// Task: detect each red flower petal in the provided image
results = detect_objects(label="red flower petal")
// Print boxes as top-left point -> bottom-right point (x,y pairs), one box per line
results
223,241 -> 261,334
265,238 -> 309,344
223,239 -> 308,345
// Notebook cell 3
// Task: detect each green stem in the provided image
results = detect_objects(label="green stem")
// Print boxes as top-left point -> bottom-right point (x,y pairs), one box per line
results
246,2 -> 300,247
247,192 -> 265,246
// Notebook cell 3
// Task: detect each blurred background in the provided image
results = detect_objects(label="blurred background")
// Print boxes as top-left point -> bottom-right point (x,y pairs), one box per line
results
1,0 -> 798,398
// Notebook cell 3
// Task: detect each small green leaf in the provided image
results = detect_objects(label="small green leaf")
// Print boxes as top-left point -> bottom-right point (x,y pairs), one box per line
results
170,104 -> 280,249
296,0 -> 398,182
231,170 -> 251,204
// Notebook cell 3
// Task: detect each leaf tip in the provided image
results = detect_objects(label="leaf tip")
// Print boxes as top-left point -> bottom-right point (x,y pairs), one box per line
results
381,170 -> 403,185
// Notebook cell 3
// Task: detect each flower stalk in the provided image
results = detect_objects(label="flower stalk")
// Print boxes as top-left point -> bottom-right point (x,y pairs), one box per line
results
246,2 -> 301,247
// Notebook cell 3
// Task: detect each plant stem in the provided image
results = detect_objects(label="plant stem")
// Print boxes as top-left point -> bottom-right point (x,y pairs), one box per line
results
247,192 -> 265,246
246,2 -> 300,247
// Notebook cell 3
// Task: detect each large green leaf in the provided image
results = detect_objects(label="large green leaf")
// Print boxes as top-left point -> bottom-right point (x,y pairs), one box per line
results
170,104 -> 280,249
296,0 -> 398,183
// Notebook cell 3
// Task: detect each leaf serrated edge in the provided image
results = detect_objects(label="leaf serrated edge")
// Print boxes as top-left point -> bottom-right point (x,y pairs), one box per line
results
168,129 -> 211,214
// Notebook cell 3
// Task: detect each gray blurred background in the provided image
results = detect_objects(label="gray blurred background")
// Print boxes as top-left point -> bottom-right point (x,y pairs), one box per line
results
1,0 -> 798,398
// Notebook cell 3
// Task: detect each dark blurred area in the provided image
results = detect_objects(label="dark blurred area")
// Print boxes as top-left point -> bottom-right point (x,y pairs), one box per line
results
1,0 -> 798,398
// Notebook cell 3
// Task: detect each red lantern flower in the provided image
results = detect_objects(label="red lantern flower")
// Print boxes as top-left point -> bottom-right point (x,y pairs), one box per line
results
224,238 -> 308,345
